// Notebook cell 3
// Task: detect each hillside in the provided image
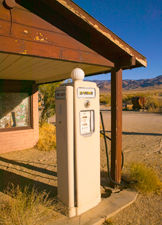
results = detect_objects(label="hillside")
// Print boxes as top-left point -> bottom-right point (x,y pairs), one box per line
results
92,75 -> 162,92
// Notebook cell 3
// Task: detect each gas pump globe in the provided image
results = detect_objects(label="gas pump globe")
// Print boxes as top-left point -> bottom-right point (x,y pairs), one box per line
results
55,68 -> 100,217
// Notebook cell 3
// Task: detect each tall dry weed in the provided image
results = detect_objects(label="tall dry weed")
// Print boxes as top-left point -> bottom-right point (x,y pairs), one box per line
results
129,163 -> 162,194
0,184 -> 59,225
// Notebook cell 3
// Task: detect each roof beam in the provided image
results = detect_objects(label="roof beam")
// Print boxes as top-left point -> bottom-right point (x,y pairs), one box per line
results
116,56 -> 136,69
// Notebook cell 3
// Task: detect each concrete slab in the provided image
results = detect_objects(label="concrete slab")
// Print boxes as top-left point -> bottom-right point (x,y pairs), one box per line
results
51,189 -> 138,225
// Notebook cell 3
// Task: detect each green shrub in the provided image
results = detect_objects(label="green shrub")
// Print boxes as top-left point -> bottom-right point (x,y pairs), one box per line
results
36,123 -> 56,151
0,184 -> 58,225
38,82 -> 60,126
129,163 -> 162,194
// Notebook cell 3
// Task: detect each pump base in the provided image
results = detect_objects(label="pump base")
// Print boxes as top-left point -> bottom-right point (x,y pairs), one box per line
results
68,207 -> 76,218
76,194 -> 101,216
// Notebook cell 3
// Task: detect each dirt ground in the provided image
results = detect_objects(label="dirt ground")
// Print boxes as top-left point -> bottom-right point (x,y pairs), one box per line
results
101,109 -> 162,225
0,109 -> 162,224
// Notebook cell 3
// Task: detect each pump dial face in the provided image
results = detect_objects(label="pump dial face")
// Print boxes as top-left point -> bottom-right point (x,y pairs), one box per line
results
84,100 -> 90,108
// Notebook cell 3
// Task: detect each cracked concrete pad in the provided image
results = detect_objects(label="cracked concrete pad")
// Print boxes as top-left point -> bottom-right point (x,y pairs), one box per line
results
52,189 -> 138,225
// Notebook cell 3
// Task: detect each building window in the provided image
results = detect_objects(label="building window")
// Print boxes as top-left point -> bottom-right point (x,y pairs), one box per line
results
0,80 -> 36,131
0,92 -> 30,129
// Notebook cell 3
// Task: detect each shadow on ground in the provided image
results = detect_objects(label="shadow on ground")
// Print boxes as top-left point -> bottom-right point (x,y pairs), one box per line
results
0,156 -> 58,198
103,130 -> 162,136
0,168 -> 57,197
0,156 -> 57,176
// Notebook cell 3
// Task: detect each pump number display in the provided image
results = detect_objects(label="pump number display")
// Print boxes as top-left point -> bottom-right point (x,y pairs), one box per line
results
80,110 -> 94,136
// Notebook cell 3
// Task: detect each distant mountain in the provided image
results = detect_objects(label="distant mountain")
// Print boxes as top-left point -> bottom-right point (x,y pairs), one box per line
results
91,75 -> 162,92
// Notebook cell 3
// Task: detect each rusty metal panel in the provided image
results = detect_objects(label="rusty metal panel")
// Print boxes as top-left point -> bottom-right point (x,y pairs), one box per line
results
111,68 -> 122,187
132,96 -> 146,110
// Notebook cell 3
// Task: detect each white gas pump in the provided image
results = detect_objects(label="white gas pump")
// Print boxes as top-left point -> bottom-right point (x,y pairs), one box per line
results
55,68 -> 100,217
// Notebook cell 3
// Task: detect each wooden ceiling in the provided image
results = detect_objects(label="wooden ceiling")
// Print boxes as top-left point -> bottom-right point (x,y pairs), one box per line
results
0,53 -> 111,84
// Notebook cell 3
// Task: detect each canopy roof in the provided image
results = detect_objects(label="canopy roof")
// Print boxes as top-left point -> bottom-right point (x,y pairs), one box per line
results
0,0 -> 147,84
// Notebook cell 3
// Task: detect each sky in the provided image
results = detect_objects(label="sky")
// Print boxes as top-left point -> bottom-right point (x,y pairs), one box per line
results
72,0 -> 162,81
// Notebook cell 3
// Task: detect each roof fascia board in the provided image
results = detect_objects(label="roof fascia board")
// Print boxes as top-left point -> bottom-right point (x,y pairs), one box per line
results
42,0 -> 147,68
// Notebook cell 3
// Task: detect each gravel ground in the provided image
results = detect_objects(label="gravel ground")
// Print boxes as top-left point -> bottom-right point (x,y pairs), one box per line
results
0,109 -> 161,224
101,109 -> 162,225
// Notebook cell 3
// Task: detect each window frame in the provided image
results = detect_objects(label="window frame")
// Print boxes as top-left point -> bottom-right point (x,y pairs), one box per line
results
0,80 -> 35,132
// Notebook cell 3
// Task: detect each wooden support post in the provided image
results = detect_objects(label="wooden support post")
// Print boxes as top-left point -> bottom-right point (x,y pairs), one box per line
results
111,68 -> 122,187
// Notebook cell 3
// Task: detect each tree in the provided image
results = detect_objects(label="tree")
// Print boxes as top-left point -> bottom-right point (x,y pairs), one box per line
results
38,82 -> 60,126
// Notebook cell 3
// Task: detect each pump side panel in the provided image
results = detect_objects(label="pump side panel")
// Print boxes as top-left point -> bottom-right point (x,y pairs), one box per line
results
56,86 -> 75,216
74,81 -> 101,215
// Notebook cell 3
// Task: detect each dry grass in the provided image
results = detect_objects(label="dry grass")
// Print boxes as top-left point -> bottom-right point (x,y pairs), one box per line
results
0,184 -> 59,225
123,90 -> 162,112
36,123 -> 56,151
122,89 -> 162,101
103,218 -> 114,225
100,94 -> 111,106
129,163 -> 162,194
145,96 -> 162,112
100,89 -> 162,112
